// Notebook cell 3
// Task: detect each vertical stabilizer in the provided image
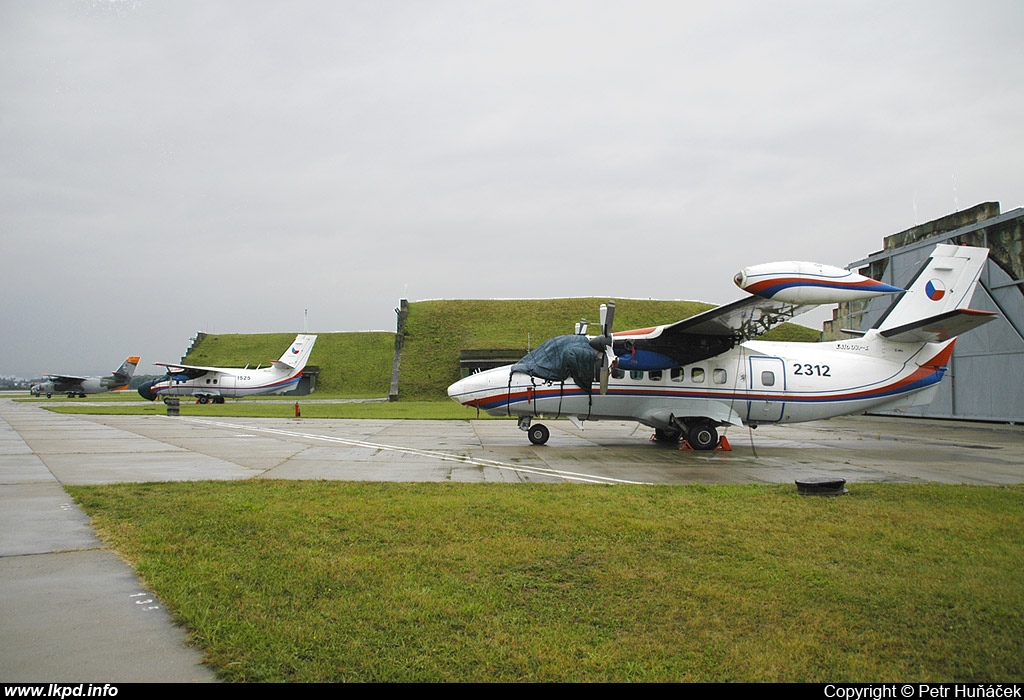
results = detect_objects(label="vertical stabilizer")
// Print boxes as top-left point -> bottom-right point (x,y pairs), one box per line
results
873,244 -> 989,334
113,356 -> 141,378
277,334 -> 317,370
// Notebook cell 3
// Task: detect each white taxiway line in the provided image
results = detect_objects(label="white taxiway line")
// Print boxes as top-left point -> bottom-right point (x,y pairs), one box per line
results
183,417 -> 650,485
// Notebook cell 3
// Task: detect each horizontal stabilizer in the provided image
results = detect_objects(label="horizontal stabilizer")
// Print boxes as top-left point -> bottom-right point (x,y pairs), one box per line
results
879,308 -> 997,343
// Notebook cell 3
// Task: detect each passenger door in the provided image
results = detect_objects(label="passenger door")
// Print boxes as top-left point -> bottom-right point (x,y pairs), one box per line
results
747,356 -> 785,422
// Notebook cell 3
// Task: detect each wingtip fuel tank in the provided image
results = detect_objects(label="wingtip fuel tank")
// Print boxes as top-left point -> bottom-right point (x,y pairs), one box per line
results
734,261 -> 903,304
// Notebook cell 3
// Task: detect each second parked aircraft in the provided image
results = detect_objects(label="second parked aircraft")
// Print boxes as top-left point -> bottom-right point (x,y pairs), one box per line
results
138,334 -> 317,403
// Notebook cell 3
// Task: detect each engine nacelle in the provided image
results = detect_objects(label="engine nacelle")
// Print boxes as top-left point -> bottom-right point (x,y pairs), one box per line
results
734,261 -> 903,304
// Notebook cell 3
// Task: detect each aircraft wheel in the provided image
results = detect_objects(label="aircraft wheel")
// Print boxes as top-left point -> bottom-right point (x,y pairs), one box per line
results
654,428 -> 682,444
214,396 -> 225,404
528,423 -> 550,445
46,393 -> 52,398
687,421 -> 718,451
198,396 -> 209,404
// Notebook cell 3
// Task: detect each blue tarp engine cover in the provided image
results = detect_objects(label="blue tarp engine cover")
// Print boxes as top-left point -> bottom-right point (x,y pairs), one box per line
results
510,335 -> 597,392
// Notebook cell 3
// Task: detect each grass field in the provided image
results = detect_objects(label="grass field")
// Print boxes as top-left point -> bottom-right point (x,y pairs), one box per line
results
67,480 -> 1024,682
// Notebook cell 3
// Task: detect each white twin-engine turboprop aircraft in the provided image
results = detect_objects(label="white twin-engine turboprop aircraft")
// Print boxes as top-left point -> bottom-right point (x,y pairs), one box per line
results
447,244 -> 996,450
138,334 -> 317,404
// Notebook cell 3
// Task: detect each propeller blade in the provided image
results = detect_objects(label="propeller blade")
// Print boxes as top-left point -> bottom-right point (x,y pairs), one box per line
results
595,301 -> 616,394
602,301 -> 615,338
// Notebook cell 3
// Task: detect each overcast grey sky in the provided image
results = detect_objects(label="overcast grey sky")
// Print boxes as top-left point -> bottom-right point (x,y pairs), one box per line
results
2,0 -> 1022,378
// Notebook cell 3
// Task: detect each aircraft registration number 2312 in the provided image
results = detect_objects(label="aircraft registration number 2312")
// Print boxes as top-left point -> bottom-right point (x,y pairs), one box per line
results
793,364 -> 831,377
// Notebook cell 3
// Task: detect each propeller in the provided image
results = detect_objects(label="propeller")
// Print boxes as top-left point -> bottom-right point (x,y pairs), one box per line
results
588,301 -> 616,394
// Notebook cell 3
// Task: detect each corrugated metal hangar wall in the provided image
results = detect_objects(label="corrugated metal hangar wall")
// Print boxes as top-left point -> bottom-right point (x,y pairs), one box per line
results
825,202 -> 1024,423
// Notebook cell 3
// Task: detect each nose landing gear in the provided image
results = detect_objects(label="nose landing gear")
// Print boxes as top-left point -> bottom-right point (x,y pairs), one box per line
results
518,416 -> 550,445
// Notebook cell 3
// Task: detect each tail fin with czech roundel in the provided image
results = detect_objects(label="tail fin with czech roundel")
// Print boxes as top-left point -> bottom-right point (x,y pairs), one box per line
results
273,334 -> 317,371
872,244 -> 997,343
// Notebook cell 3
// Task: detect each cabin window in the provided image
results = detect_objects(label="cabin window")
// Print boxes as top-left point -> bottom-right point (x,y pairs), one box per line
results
612,368 -> 624,379
670,367 -> 684,382
761,371 -> 775,387
649,370 -> 663,381
713,368 -> 727,384
691,367 -> 705,383
630,370 -> 644,381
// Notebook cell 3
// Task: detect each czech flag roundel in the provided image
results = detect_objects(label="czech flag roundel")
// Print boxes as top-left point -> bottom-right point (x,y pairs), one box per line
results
925,279 -> 945,301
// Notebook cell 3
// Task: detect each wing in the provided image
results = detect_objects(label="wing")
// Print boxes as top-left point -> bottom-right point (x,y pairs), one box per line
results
153,361 -> 224,380
613,297 -> 817,370
153,361 -> 223,373
44,374 -> 88,383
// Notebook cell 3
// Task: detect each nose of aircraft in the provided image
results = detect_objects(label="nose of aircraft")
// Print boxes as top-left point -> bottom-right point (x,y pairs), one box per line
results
138,379 -> 156,401
447,374 -> 474,404
448,366 -> 515,410
447,369 -> 503,406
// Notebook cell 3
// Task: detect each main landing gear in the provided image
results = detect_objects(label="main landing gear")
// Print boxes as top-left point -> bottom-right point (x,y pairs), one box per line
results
195,395 -> 226,404
653,427 -> 682,444
685,420 -> 719,451
652,419 -> 724,451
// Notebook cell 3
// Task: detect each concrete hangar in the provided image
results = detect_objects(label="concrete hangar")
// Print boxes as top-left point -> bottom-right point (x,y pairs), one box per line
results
824,201 -> 1024,423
